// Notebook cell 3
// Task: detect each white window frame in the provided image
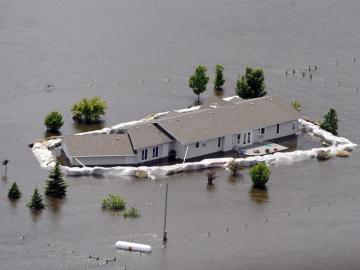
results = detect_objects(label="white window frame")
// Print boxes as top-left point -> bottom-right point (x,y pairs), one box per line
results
236,134 -> 241,145
195,142 -> 200,148
152,146 -> 159,158
202,140 -> 207,147
259,127 -> 265,135
141,149 -> 148,160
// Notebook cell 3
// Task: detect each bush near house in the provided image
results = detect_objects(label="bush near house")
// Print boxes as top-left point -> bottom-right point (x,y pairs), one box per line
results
249,162 -> 271,188
227,160 -> 242,176
44,111 -> 64,130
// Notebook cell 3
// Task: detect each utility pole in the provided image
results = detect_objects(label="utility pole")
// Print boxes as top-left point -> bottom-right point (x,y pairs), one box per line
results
163,182 -> 169,243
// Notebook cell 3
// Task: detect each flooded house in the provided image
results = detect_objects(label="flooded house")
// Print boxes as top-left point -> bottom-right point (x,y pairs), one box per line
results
62,96 -> 301,166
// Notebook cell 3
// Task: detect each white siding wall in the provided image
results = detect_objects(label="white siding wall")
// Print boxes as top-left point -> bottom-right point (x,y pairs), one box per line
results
223,135 -> 233,152
253,121 -> 297,143
135,143 -> 170,163
175,137 -> 222,160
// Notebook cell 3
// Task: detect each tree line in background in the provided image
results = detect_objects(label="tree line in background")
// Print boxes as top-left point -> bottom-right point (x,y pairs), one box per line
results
188,65 -> 266,103
42,65 -> 338,136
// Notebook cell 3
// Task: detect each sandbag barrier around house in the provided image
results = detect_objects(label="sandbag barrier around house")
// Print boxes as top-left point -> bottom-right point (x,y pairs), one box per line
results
31,118 -> 357,179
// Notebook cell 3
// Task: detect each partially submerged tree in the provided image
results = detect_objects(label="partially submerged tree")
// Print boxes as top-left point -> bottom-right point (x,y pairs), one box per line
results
214,64 -> 225,90
227,160 -> 242,176
8,182 -> 22,200
320,108 -> 338,135
45,163 -> 67,198
123,207 -> 141,218
249,163 -> 271,188
189,65 -> 209,103
27,187 -> 45,210
71,96 -> 107,123
235,67 -> 266,99
44,111 -> 64,131
207,170 -> 216,185
291,100 -> 302,112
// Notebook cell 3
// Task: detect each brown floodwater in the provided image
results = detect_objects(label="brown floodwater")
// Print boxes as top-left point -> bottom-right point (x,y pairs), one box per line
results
0,0 -> 360,269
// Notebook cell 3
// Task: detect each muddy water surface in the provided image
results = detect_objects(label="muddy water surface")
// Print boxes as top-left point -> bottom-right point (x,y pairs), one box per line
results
0,0 -> 360,269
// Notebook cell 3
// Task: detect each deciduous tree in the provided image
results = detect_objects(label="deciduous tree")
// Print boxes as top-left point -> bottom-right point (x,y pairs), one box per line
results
189,65 -> 209,103
236,67 -> 266,99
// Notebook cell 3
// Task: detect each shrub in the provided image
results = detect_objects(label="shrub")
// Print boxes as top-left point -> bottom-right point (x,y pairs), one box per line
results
101,194 -> 126,210
291,100 -> 302,112
71,96 -> 107,123
227,160 -> 242,176
249,163 -> 271,188
8,182 -> 22,200
27,187 -> 45,210
45,162 -> 67,198
123,207 -> 141,218
44,111 -> 64,130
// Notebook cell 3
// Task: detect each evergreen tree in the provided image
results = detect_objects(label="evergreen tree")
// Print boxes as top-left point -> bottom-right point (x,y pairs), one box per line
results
8,182 -> 22,200
27,187 -> 45,210
320,108 -> 338,135
235,67 -> 266,99
189,65 -> 209,103
214,64 -> 225,90
45,163 -> 67,198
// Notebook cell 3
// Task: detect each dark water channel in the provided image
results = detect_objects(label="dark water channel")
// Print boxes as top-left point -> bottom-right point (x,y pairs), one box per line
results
0,0 -> 360,269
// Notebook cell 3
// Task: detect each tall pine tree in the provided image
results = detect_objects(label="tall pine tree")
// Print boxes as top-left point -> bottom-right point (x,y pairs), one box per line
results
45,162 -> 67,198
27,187 -> 45,210
8,182 -> 22,200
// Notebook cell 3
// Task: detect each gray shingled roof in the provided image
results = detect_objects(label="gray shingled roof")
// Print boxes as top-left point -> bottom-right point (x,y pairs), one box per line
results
156,96 -> 301,145
63,134 -> 135,157
127,123 -> 173,150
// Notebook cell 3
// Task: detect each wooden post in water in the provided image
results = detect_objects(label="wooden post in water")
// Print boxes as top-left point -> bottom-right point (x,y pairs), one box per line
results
163,183 -> 169,242
2,159 -> 9,177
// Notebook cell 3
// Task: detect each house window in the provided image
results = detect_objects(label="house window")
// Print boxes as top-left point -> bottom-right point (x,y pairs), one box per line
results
237,134 -> 241,144
202,140 -> 207,147
217,137 -> 221,148
243,133 -> 247,144
259,128 -> 265,135
276,124 -> 280,134
293,122 -> 296,130
152,146 -> 159,158
247,132 -> 250,143
141,149 -> 148,160
195,142 -> 200,148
